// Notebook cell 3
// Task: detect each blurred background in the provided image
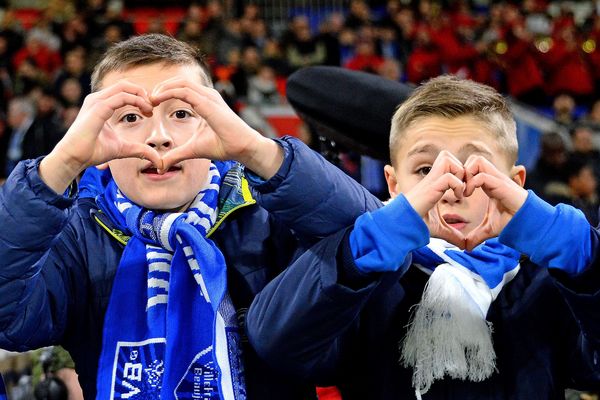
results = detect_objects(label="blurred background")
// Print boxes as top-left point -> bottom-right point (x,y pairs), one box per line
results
1,0 -> 600,398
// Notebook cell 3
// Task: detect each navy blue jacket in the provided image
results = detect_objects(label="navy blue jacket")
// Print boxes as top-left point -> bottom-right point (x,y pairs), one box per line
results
0,137 -> 380,399
247,193 -> 600,399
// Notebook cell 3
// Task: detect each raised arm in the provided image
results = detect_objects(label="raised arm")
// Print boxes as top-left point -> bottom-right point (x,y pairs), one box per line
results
0,80 -> 160,349
150,77 -> 381,238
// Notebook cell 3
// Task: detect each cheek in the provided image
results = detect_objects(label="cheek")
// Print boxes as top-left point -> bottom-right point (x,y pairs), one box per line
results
108,159 -> 142,201
166,119 -> 203,143
184,159 -> 212,188
112,120 -> 152,141
108,159 -> 138,184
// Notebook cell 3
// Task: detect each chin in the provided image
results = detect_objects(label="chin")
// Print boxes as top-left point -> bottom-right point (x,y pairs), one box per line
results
134,194 -> 193,212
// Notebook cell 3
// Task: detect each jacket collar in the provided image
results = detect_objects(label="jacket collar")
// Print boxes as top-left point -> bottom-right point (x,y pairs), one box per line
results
93,162 -> 256,244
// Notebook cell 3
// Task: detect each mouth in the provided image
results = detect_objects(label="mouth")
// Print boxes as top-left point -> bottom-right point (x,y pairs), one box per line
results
442,214 -> 468,230
141,163 -> 182,175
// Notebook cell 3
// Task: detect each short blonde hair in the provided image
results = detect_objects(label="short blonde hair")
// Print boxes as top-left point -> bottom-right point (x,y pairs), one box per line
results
389,75 -> 518,165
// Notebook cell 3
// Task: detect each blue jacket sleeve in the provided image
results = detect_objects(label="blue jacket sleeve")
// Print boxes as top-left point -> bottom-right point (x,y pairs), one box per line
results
250,136 -> 382,239
499,190 -> 592,275
0,159 -> 85,351
349,194 -> 429,273
246,224 -> 411,381
499,190 -> 600,386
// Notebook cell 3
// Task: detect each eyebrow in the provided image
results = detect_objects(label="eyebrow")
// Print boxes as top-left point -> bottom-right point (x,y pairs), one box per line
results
406,144 -> 440,157
457,143 -> 493,158
405,143 -> 493,159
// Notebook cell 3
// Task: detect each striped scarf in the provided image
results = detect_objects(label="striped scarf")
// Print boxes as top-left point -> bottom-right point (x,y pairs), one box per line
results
96,163 -> 246,400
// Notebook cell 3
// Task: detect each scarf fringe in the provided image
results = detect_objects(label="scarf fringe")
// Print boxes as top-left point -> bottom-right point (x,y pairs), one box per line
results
400,264 -> 497,395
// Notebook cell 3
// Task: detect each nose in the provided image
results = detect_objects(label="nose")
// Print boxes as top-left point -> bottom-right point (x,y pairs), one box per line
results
440,187 -> 461,204
145,120 -> 173,151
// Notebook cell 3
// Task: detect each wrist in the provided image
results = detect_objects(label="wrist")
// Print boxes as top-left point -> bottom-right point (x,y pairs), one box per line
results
239,135 -> 284,180
39,149 -> 88,194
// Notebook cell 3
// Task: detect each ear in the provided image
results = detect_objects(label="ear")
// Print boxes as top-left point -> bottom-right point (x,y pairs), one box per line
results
384,164 -> 400,198
510,165 -> 526,187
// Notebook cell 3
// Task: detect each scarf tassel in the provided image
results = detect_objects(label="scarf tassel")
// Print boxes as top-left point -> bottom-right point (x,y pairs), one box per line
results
401,264 -> 497,396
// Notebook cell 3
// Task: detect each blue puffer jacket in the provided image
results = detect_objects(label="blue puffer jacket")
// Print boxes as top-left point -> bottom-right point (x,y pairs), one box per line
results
0,137 -> 380,399
247,193 -> 600,399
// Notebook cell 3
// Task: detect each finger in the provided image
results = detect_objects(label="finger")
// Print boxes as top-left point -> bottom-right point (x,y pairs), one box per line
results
465,222 -> 494,251
116,141 -> 163,170
160,136 -> 205,172
431,150 -> 465,181
151,87 -> 219,119
408,172 -> 465,217
429,204 -> 466,249
152,78 -> 222,104
464,172 -> 502,198
90,92 -> 154,121
92,80 -> 151,103
464,155 -> 504,182
442,226 -> 467,249
428,217 -> 466,249
432,173 -> 465,200
96,162 -> 109,170
464,199 -> 496,251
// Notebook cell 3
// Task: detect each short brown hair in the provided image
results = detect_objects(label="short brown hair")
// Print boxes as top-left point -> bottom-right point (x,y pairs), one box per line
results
91,34 -> 212,91
389,75 -> 518,165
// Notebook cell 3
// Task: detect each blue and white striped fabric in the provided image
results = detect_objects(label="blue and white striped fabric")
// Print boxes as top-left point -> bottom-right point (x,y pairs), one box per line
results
412,238 -> 522,314
0,373 -> 6,400
96,163 -> 246,400
401,238 -> 521,398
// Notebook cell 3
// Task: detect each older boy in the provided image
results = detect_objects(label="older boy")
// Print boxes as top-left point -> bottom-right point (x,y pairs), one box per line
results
0,34 -> 378,399
247,76 -> 600,399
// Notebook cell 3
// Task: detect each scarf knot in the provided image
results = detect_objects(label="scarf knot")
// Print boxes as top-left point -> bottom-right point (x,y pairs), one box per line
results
401,238 -> 520,398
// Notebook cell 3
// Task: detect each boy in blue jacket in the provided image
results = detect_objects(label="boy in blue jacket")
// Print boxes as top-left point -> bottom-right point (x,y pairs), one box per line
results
0,34 -> 378,399
247,75 -> 600,399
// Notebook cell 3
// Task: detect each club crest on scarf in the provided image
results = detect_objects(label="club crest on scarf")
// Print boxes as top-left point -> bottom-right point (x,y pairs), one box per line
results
96,163 -> 247,400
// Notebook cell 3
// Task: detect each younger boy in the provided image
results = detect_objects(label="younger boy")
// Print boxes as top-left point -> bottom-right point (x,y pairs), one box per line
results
247,75 -> 600,399
0,34 -> 378,399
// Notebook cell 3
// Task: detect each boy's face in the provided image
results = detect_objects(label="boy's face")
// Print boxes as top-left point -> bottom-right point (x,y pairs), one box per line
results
385,116 -> 524,237
102,63 -> 211,212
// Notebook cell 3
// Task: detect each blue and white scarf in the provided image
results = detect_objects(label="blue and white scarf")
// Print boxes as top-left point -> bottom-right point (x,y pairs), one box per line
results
0,373 -> 6,400
96,163 -> 246,400
401,238 -> 521,398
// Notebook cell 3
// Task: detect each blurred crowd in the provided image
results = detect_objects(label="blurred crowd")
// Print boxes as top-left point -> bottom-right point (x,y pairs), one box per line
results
2,1 -> 600,396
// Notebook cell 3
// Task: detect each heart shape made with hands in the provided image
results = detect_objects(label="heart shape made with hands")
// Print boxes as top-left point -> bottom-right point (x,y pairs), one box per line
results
426,158 -> 524,252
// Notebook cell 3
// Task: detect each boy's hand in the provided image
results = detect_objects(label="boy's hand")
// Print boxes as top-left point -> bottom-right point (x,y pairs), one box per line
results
39,81 -> 162,194
150,78 -> 284,179
404,150 -> 467,249
463,155 -> 528,251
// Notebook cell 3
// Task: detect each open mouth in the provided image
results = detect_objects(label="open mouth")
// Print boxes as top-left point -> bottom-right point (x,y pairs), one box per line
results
442,214 -> 467,229
141,165 -> 182,175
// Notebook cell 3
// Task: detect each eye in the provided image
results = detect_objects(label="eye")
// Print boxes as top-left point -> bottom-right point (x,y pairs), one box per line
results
173,110 -> 192,119
121,113 -> 140,123
416,166 -> 432,176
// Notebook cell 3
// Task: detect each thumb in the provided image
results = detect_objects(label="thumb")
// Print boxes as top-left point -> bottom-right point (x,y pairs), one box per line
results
464,224 -> 493,251
118,141 -> 163,171
442,226 -> 467,250
161,145 -> 197,173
